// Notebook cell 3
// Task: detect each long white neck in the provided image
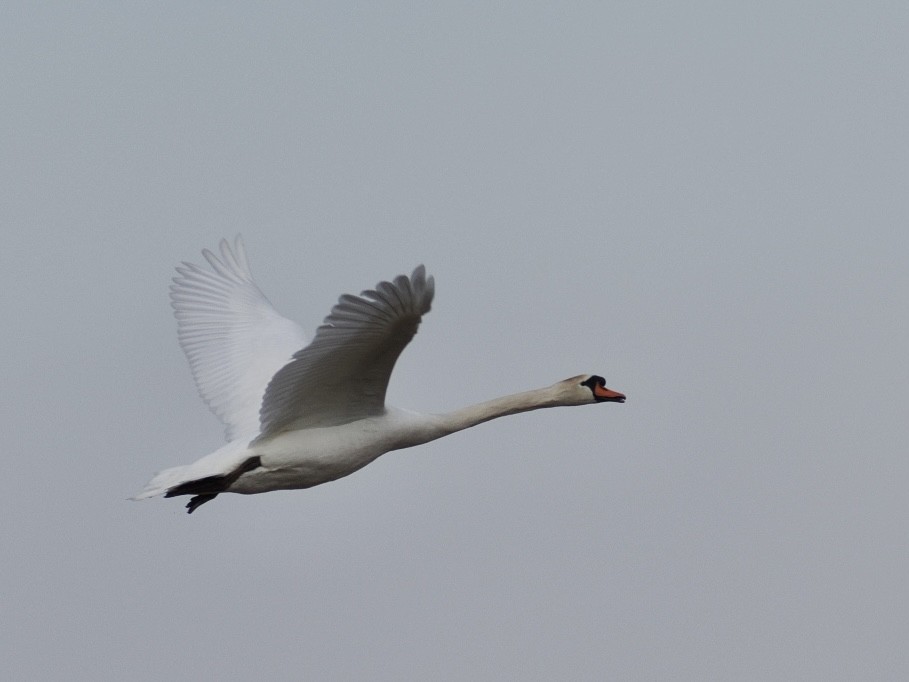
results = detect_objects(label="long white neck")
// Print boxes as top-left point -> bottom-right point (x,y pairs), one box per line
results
395,384 -> 572,448
436,386 -> 566,433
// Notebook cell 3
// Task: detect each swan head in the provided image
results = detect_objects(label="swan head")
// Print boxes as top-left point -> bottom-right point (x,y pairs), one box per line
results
563,374 -> 626,405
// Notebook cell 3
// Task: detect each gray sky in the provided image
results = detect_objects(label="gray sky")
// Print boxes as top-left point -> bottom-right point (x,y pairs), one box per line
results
3,2 -> 908,680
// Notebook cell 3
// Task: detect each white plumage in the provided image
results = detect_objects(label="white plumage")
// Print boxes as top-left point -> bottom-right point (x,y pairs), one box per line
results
135,236 -> 625,513
170,237 -> 307,442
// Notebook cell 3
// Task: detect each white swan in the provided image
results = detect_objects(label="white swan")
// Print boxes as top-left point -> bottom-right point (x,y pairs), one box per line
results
134,236 -> 625,513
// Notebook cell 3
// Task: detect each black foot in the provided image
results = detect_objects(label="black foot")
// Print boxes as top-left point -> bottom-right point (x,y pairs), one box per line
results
164,456 -> 262,515
186,494 -> 218,514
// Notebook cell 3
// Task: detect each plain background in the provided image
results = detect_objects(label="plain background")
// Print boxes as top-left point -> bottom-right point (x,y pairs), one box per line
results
2,2 -> 907,680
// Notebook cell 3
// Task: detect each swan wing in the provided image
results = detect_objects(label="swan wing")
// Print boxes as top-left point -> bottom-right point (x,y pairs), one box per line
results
170,236 -> 307,442
256,265 -> 434,438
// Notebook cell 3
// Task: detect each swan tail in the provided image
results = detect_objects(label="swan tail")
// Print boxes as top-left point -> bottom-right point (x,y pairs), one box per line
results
133,439 -> 257,504
131,464 -> 193,501
130,466 -> 221,514
132,455 -> 262,514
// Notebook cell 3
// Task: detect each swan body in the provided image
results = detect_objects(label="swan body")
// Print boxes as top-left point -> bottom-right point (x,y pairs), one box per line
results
135,237 -> 625,513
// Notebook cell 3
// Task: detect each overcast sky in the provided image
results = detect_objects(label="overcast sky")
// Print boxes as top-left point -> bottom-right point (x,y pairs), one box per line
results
3,2 -> 908,680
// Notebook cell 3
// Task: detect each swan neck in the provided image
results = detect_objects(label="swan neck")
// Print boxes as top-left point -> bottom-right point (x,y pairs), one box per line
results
436,386 -> 562,435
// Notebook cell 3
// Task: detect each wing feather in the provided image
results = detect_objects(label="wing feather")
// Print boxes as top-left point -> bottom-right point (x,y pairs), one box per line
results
170,236 -> 307,441
256,265 -> 434,438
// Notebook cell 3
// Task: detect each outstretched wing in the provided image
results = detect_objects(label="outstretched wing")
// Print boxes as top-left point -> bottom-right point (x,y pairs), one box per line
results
170,236 -> 307,442
256,266 -> 434,439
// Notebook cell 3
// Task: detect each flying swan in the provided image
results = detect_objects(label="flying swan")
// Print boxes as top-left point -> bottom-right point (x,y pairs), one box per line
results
134,237 -> 625,513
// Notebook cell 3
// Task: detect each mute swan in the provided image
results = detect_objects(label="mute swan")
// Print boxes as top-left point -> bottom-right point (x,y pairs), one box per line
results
135,236 -> 625,513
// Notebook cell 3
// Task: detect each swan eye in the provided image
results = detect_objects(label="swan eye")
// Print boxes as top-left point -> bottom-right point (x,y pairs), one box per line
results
580,375 -> 606,389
